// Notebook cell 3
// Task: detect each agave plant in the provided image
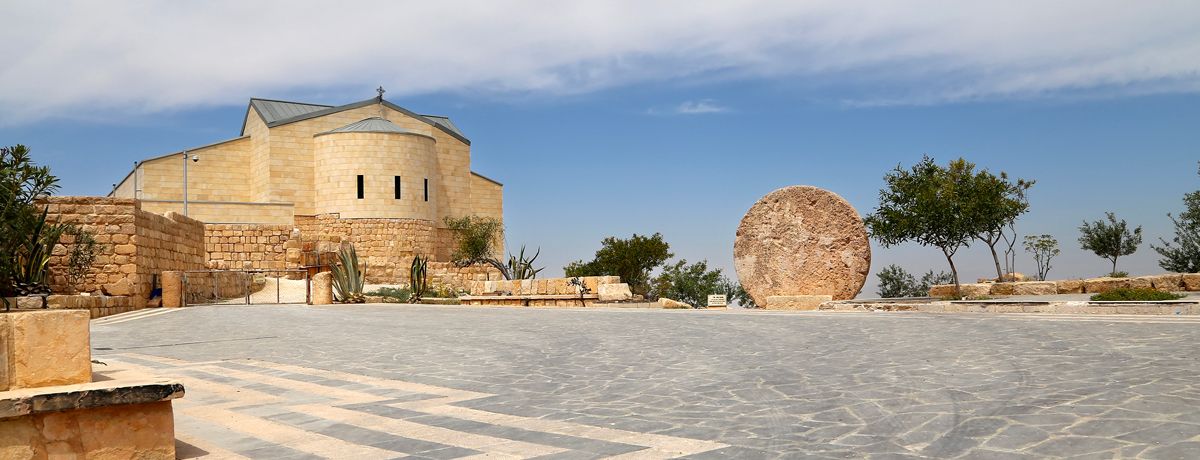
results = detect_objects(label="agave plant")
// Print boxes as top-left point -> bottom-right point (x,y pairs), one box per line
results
331,243 -> 366,303
506,245 -> 544,280
409,255 -> 428,302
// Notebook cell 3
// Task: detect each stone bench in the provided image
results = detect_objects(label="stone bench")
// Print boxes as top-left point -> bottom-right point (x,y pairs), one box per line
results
0,379 -> 183,458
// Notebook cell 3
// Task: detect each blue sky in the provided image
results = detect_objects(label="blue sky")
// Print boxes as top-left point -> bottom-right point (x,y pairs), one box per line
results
2,1 -> 1199,294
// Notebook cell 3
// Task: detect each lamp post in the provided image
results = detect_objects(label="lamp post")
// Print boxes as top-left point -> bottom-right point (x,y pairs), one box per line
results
183,152 -> 198,216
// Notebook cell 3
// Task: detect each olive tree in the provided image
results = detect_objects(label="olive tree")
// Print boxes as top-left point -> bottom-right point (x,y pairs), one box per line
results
1079,212 -> 1142,276
865,156 -> 989,295
970,171 -> 1034,279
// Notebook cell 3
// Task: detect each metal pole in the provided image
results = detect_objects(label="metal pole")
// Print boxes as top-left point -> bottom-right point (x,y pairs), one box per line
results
182,151 -> 189,216
276,273 -> 280,304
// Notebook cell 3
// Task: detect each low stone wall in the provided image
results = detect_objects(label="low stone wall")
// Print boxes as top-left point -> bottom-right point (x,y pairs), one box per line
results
824,299 -> 1200,315
461,294 -> 602,307
46,295 -> 139,318
468,276 -> 621,296
930,273 -> 1200,297
44,197 -> 207,314
134,211 -> 206,302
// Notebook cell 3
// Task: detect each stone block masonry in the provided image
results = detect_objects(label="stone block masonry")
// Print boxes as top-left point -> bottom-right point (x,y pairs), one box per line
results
204,224 -> 291,270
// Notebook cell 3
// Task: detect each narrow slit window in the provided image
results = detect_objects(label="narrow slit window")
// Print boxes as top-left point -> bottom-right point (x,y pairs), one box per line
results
356,175 -> 364,199
394,176 -> 401,199
423,178 -> 429,202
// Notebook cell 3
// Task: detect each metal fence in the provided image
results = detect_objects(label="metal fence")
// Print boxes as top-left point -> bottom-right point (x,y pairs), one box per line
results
182,269 -> 310,306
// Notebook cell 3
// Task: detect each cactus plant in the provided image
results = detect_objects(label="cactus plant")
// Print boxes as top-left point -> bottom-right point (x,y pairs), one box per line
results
506,245 -> 544,280
409,255 -> 428,302
331,243 -> 366,303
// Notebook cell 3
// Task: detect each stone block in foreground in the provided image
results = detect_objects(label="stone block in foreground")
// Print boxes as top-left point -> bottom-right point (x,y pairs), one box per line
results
0,310 -> 91,391
765,295 -> 833,310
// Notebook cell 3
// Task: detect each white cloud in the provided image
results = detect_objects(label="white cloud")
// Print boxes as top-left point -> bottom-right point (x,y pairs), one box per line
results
647,99 -> 730,115
674,100 -> 729,115
2,1 -> 1198,123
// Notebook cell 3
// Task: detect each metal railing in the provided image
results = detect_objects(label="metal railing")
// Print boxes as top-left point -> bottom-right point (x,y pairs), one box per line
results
181,269 -> 310,306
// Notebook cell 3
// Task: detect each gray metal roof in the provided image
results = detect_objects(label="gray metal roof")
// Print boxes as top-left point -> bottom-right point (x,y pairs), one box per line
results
241,97 -> 471,145
249,99 -> 331,125
421,115 -> 465,139
316,117 -> 431,137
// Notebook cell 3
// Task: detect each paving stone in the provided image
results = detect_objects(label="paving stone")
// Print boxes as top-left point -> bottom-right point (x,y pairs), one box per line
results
91,304 -> 1200,458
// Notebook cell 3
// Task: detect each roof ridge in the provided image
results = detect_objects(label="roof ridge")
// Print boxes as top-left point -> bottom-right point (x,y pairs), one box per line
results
249,97 -> 333,107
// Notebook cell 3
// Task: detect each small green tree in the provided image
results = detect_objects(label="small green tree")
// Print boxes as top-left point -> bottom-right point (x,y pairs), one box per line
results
1079,212 -> 1142,276
1153,163 -> 1200,273
564,233 -> 672,296
969,171 -> 1034,279
651,259 -> 735,308
876,264 -> 953,298
1023,234 -> 1060,281
64,227 -> 99,293
445,215 -> 503,268
864,156 -> 985,295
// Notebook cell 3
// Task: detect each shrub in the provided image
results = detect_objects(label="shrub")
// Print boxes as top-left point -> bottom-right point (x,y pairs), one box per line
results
1090,288 -> 1184,302
366,287 -> 411,303
876,264 -> 953,298
651,259 -> 737,308
1108,271 -> 1129,278
564,233 -> 672,296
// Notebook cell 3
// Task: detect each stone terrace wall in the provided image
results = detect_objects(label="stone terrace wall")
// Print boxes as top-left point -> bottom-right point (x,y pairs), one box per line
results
204,224 -> 292,270
295,214 -> 451,283
43,197 -> 139,296
133,210 -> 206,301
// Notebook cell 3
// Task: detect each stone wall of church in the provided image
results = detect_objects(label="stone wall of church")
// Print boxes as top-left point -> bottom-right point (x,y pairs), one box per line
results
313,131 -> 439,219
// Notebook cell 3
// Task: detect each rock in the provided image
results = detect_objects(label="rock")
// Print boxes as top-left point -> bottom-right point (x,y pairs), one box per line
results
764,295 -> 832,310
928,283 -> 990,298
929,284 -> 956,298
1129,276 -> 1153,290
597,283 -> 633,302
989,283 -> 1016,296
1000,272 -> 1028,282
312,272 -> 333,305
101,278 -> 135,296
658,298 -> 691,309
1185,273 -> 1200,291
1011,281 -> 1057,296
15,296 -> 45,309
733,185 -> 871,305
960,283 -> 992,297
1148,274 -> 1183,292
1083,277 -> 1131,294
1055,279 -> 1084,294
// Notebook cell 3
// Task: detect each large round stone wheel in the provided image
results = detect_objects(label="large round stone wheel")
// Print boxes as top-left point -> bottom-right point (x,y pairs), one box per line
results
734,185 -> 871,305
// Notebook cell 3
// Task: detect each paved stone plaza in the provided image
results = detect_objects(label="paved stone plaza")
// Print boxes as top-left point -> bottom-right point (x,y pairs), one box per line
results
93,305 -> 1200,459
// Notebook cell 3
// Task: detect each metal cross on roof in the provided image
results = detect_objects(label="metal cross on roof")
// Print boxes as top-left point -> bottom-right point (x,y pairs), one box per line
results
376,86 -> 385,100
